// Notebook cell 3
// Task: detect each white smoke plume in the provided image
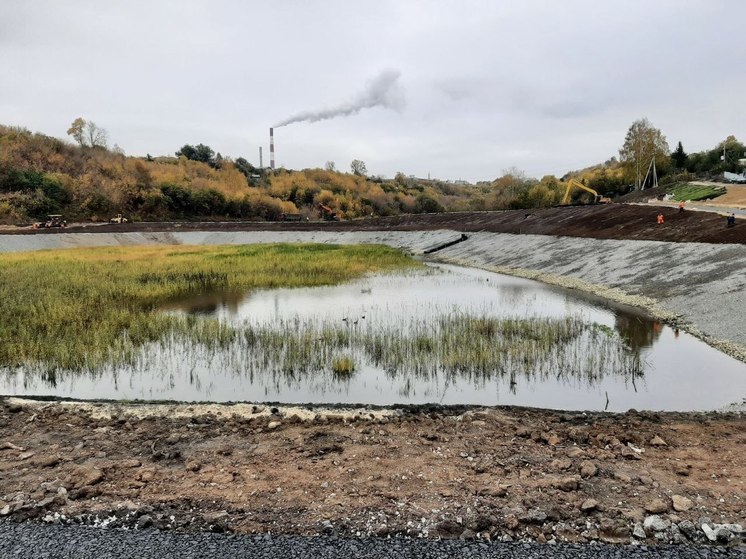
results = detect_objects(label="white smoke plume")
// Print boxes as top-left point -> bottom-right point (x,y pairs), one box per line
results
274,69 -> 404,127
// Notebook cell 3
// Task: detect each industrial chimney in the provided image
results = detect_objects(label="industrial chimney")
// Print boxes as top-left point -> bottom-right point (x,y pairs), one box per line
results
269,127 -> 275,170
259,146 -> 263,169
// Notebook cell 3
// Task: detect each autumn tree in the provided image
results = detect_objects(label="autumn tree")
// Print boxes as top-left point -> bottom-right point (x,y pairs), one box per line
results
67,117 -> 85,146
619,118 -> 670,189
67,117 -> 108,149
350,159 -> 367,176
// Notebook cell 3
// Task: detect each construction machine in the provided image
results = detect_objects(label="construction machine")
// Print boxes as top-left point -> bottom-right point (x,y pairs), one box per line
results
319,204 -> 339,221
33,215 -> 66,229
109,213 -> 128,224
561,179 -> 612,205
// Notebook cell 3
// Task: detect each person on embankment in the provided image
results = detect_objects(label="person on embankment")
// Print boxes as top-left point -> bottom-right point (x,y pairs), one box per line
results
657,211 -> 665,224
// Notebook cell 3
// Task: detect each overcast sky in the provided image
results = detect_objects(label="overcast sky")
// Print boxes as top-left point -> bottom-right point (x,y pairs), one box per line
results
1,1 -> 744,182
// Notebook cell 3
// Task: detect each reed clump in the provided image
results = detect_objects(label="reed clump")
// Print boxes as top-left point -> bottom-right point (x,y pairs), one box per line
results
233,313 -> 643,387
331,356 -> 356,377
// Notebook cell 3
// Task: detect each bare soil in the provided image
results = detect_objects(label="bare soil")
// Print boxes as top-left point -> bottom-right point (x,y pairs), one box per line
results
3,204 -> 745,244
697,185 -> 746,209
1,398 -> 743,544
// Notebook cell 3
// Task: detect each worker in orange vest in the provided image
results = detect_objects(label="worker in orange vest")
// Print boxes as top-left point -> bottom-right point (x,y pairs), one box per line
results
657,212 -> 664,224
678,201 -> 685,213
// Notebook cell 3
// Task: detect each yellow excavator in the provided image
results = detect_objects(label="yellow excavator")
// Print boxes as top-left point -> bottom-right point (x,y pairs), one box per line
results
561,179 -> 612,205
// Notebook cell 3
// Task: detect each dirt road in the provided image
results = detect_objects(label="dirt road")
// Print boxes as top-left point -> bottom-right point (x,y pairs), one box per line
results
2,204 -> 744,244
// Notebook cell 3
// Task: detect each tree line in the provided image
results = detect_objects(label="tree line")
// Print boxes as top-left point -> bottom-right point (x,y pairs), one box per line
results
0,117 -> 742,224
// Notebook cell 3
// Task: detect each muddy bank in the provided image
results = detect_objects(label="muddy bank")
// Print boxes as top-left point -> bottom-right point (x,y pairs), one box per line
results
0,398 -> 743,546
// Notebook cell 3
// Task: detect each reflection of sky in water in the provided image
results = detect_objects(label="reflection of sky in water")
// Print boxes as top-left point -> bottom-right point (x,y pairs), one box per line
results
3,264 -> 745,411
192,264 -> 615,329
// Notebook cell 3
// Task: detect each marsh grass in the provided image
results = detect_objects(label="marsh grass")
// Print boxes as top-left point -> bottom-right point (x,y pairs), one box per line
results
0,243 -> 418,372
230,313 -> 643,386
1,244 -> 645,393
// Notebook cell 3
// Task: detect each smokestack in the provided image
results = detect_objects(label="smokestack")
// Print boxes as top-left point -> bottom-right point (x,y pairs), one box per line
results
269,127 -> 275,170
259,146 -> 263,169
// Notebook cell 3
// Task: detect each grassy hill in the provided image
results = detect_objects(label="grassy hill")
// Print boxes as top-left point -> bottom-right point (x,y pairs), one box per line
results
0,124 -> 572,224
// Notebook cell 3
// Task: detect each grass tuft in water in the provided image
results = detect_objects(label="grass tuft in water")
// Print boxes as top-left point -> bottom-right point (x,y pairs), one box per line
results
331,356 -> 356,377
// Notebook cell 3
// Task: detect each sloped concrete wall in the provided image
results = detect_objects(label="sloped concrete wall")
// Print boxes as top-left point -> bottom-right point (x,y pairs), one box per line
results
0,230 -> 462,255
432,232 -> 746,354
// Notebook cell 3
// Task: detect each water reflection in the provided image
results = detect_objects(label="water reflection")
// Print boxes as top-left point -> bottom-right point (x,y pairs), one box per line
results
614,314 -> 663,352
2,264 -> 745,411
159,290 -> 245,315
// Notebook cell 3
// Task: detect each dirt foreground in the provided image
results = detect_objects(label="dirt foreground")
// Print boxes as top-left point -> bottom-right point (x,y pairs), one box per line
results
1,397 -> 743,546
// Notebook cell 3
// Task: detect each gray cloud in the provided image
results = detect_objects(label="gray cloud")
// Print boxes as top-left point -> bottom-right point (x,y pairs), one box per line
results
0,1 -> 744,181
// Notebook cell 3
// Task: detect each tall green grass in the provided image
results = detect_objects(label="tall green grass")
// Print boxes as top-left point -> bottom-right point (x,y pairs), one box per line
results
0,243 -> 418,372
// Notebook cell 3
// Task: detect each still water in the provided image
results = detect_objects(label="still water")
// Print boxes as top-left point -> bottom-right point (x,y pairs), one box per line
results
3,264 -> 745,411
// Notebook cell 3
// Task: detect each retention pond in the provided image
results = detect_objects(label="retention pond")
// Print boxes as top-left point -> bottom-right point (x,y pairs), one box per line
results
2,264 -> 745,411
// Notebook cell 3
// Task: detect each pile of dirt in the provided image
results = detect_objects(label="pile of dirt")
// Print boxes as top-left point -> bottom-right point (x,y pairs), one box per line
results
8,204 -> 744,244
1,398 -> 743,545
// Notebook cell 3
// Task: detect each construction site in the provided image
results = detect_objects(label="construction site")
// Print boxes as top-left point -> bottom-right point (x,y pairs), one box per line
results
1,200 -> 745,549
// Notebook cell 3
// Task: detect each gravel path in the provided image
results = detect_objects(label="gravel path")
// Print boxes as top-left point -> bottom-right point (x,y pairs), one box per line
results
1,522 -> 744,559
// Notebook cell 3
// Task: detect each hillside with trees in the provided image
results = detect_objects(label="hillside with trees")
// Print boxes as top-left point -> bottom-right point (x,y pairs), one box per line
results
0,121 -> 563,224
0,119 -> 743,225
565,119 -> 745,199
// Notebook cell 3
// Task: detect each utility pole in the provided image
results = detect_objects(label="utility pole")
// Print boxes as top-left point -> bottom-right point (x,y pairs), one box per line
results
635,135 -> 642,190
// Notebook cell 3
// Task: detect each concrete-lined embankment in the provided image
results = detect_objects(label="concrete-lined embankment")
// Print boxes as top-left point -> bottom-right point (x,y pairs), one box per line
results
1,229 -> 745,361
432,232 -> 746,361
0,230 -> 463,255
